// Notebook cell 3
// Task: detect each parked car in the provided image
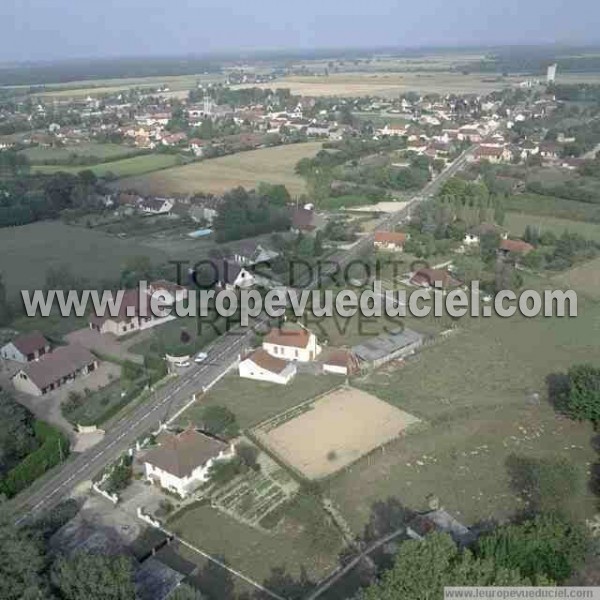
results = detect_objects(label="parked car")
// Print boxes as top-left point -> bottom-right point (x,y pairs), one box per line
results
176,360 -> 191,368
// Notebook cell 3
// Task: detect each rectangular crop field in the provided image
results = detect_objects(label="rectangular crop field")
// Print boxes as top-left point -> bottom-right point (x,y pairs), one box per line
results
19,143 -> 138,164
115,142 -> 322,196
31,153 -> 180,178
253,386 -> 420,480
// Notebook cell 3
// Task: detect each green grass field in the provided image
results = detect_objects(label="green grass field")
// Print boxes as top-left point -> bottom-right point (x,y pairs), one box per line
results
20,143 -> 139,164
323,296 -> 600,533
0,221 -> 166,299
116,142 -> 322,196
31,153 -> 181,178
175,373 -> 342,431
504,211 -> 600,242
504,193 -> 600,223
168,501 -> 344,584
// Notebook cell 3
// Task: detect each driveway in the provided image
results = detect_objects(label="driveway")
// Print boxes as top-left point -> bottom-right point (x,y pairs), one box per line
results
66,328 -> 145,364
6,360 -> 120,443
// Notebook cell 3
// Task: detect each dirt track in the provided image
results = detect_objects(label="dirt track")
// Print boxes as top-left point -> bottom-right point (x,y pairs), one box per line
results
255,386 -> 420,479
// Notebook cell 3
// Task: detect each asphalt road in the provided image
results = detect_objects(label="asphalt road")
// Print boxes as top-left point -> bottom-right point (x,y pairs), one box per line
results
12,144 -> 477,524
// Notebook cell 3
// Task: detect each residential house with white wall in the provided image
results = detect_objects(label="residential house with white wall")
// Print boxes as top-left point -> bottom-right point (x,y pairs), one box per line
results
144,428 -> 235,497
263,324 -> 321,362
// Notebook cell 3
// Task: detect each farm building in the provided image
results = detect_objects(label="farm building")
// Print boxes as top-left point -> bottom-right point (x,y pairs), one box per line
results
263,323 -> 321,362
143,428 -> 235,497
238,348 -> 297,385
321,349 -> 360,376
0,330 -> 50,363
11,343 -> 98,396
352,327 -> 424,368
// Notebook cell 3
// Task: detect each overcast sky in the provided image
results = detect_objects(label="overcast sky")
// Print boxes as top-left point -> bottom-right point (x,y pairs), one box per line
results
2,0 -> 599,63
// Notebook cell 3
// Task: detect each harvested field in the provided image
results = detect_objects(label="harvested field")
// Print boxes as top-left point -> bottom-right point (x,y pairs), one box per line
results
116,142 -> 321,196
253,386 -> 420,480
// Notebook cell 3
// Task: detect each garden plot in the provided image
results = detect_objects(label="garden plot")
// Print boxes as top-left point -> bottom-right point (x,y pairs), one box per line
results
252,386 -> 420,480
210,451 -> 299,528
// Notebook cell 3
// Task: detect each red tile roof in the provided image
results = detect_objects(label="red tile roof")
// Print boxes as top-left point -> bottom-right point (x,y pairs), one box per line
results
245,348 -> 290,374
411,268 -> 461,289
264,327 -> 310,349
374,231 -> 407,246
499,239 -> 534,255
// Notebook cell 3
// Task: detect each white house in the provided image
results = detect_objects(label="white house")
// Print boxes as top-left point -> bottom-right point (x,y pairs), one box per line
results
0,331 -> 50,363
263,324 -> 321,362
238,348 -> 297,384
139,197 -> 174,215
144,428 -> 235,497
463,223 -> 508,246
214,260 -> 256,290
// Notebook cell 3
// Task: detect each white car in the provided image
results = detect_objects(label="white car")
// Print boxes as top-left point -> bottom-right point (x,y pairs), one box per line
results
194,352 -> 208,364
175,361 -> 191,368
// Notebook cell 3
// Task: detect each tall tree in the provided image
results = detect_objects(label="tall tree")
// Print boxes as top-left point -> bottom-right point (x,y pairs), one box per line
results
360,533 -> 536,600
559,364 -> 600,424
51,553 -> 135,600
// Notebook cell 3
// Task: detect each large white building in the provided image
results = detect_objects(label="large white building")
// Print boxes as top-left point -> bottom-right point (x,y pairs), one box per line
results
262,324 -> 321,362
144,428 -> 235,497
238,348 -> 297,385
547,63 -> 558,84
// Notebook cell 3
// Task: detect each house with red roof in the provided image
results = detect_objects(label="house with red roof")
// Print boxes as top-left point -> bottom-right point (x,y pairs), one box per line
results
410,268 -> 462,290
498,238 -> 535,257
374,231 -> 408,252
238,348 -> 297,385
262,323 -> 321,362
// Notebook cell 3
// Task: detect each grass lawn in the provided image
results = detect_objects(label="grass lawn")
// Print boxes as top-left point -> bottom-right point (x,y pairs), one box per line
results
504,212 -> 600,242
168,501 -> 344,584
128,314 -> 227,358
115,142 -> 322,197
0,221 -> 167,299
31,153 -> 181,178
504,193 -> 600,223
323,296 -> 600,533
175,373 -> 342,431
19,143 -> 139,164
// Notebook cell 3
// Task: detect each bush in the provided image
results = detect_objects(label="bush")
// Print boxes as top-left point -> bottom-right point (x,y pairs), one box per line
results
0,421 -> 70,498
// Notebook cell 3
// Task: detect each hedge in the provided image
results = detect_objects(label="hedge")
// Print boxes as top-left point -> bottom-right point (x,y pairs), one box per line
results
0,420 -> 70,498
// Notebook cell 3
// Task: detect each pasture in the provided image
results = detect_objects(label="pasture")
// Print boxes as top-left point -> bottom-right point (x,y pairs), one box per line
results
174,373 -> 342,431
0,221 -> 166,299
503,193 -> 600,223
31,153 -> 181,178
504,211 -> 600,242
19,143 -> 138,164
252,386 -> 420,480
324,297 -> 600,532
116,142 -> 322,196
